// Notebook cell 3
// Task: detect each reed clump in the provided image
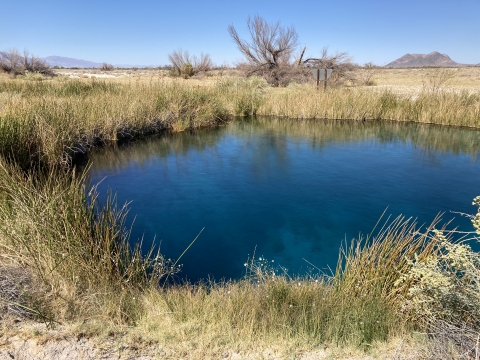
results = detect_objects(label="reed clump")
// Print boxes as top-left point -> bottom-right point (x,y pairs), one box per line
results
0,159 -> 177,324
259,85 -> 480,128
0,77 -> 266,169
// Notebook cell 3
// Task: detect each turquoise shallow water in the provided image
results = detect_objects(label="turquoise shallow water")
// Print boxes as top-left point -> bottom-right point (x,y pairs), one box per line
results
88,118 -> 480,282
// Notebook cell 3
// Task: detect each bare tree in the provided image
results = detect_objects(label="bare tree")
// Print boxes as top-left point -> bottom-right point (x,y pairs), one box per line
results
0,48 -> 52,76
194,53 -> 213,73
168,48 -> 191,75
0,49 -> 24,75
168,49 -> 213,78
22,49 -> 52,75
228,15 -> 301,86
228,16 -> 355,87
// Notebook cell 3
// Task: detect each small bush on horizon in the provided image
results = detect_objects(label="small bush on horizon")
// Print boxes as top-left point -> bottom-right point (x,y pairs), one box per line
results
101,62 -> 114,71
168,48 -> 213,78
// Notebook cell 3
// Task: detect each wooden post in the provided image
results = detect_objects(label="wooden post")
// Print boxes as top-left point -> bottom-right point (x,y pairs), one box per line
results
316,69 -> 320,90
324,69 -> 327,91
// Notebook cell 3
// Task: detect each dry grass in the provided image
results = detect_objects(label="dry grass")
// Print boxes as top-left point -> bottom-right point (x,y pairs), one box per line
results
0,76 -> 266,168
0,160 -> 171,325
259,84 -> 480,127
53,66 -> 480,91
356,67 -> 480,100
0,73 -> 478,170
52,67 -> 241,82
0,320 -> 428,359
372,67 -> 480,88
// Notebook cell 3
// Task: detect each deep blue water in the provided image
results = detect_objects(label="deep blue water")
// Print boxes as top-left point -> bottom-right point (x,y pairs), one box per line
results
88,118 -> 480,282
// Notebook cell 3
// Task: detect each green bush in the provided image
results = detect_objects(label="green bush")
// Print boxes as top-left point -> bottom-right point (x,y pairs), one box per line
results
180,63 -> 194,78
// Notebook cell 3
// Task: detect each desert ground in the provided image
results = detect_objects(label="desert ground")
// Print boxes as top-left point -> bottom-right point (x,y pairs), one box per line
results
53,66 -> 480,93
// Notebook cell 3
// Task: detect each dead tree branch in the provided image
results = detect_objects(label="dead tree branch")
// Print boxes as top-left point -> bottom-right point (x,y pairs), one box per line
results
228,15 -> 300,86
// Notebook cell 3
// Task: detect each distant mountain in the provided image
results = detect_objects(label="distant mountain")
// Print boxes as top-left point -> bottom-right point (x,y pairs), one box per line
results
385,52 -> 465,68
43,56 -> 103,68
114,63 -> 154,68
42,56 -> 150,69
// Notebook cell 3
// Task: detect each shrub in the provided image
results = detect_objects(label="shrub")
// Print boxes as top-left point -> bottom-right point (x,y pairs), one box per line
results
101,62 -> 114,71
16,72 -> 45,81
0,49 -> 24,75
473,196 -> 480,235
0,49 -> 53,76
355,68 -> 377,86
168,49 -> 213,77
180,63 -> 194,78
395,197 -> 480,357
399,231 -> 480,324
422,69 -> 455,94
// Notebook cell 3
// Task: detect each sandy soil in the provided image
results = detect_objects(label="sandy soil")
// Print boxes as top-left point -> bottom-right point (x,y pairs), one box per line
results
52,67 -> 480,98
0,321 -> 423,360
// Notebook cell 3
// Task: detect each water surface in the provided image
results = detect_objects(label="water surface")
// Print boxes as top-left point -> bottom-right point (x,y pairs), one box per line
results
88,118 -> 480,282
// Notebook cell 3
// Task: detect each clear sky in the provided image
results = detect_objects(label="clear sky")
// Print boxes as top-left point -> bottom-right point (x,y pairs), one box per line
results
1,0 -> 479,67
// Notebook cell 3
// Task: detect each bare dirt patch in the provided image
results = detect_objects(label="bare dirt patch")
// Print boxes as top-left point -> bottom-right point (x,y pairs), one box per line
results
0,321 -> 425,360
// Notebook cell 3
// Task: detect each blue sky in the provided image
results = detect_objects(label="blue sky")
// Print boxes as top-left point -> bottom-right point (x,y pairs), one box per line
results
1,0 -> 479,66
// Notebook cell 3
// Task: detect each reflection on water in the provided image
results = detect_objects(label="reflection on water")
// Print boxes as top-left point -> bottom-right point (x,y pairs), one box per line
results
90,118 -> 480,172
88,118 -> 480,282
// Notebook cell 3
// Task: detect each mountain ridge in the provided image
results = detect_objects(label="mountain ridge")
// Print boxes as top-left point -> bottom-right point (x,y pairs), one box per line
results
42,56 -> 103,68
41,56 -> 150,68
41,54 -> 479,69
385,52 -> 470,68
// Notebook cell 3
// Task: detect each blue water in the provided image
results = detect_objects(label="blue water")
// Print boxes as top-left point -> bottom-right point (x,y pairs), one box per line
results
88,118 -> 480,282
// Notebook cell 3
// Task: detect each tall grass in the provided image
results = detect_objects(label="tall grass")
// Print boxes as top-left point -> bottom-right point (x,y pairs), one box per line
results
1,76 -> 478,169
0,77 -> 266,169
259,85 -> 480,128
0,159 -> 175,324
141,277 -> 399,350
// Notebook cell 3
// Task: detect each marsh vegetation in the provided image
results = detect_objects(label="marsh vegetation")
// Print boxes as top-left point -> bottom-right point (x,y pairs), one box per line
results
0,67 -> 480,358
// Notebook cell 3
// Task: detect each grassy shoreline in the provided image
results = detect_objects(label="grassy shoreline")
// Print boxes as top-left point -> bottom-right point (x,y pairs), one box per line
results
1,75 -> 479,168
1,74 -> 480,358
